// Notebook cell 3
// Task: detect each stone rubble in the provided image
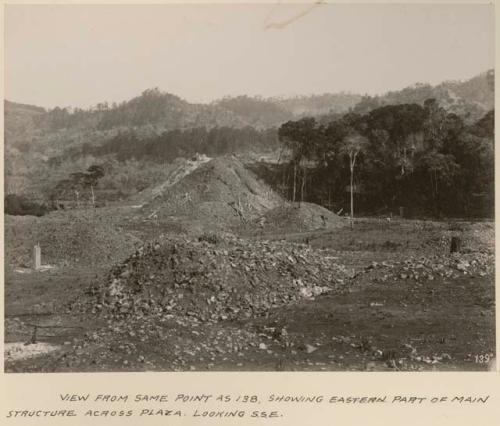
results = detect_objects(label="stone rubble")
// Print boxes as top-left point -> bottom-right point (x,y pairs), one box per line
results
80,235 -> 354,323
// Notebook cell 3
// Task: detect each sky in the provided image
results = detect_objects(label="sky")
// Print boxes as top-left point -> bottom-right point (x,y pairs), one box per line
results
4,3 -> 495,109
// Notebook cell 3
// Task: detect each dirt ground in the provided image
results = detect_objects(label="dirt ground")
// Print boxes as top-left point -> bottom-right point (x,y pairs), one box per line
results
4,217 -> 495,373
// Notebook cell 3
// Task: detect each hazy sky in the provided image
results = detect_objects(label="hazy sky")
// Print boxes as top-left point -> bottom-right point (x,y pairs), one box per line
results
5,3 -> 494,109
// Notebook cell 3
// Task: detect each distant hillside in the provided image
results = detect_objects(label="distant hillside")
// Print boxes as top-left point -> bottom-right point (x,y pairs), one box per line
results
4,100 -> 46,147
353,70 -> 494,121
275,93 -> 363,117
213,93 -> 362,128
442,69 -> 494,109
4,90 -> 361,147
4,69 -> 494,196
4,99 -> 45,114
212,96 -> 292,129
3,89 -> 360,163
5,69 -> 493,146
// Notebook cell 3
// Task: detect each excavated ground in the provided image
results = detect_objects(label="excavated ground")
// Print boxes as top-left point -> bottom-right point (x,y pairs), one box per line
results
4,216 -> 495,372
3,157 -> 495,372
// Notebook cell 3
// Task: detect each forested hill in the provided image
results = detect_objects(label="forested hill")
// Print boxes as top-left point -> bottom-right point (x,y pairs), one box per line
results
352,70 -> 494,117
4,90 -> 363,151
5,69 -> 494,150
213,93 -> 364,128
4,100 -> 46,147
4,70 -> 494,205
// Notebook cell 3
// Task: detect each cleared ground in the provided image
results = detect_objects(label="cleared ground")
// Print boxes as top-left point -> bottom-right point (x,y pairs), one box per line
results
4,215 -> 495,372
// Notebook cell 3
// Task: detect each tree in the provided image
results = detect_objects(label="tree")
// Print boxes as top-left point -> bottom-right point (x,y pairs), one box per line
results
51,164 -> 105,208
415,151 -> 459,216
315,120 -> 349,209
84,165 -> 105,207
69,172 -> 87,207
278,118 -> 318,202
341,132 -> 368,228
366,103 -> 427,176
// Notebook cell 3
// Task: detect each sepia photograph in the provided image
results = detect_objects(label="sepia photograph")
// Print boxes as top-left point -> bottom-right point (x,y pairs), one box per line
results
3,2 -> 495,374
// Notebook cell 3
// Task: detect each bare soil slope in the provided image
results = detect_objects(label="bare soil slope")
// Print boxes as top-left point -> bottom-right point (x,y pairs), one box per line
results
141,156 -> 283,229
136,156 -> 345,236
129,154 -> 211,205
5,211 -> 141,268
255,202 -> 343,234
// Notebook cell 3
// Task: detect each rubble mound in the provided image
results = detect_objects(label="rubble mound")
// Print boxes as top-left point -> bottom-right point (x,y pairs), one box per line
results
5,212 -> 141,267
257,202 -> 343,233
4,342 -> 60,362
418,221 -> 495,255
87,236 -> 353,322
357,252 -> 494,287
142,156 -> 283,228
130,154 -> 211,205
455,222 -> 494,254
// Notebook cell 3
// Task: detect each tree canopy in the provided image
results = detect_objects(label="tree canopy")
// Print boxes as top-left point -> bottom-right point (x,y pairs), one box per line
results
277,100 -> 494,218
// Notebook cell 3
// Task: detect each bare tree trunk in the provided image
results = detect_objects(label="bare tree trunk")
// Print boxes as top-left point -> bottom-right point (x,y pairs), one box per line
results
349,152 -> 358,230
300,166 -> 306,204
279,148 -> 287,198
350,165 -> 354,230
282,164 -> 286,197
434,170 -> 439,215
401,147 -> 407,176
292,163 -> 297,203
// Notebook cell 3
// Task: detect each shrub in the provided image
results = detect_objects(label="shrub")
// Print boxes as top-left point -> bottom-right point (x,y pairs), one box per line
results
198,232 -> 222,245
4,194 -> 50,217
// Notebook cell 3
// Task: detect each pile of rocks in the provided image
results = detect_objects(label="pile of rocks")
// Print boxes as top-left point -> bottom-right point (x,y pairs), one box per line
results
85,235 -> 353,323
362,252 -> 494,283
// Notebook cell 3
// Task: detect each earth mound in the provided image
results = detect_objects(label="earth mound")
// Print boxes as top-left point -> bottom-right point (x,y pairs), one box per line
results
256,202 -> 343,234
142,156 -> 283,229
5,211 -> 141,267
130,154 -> 211,206
85,236 -> 353,323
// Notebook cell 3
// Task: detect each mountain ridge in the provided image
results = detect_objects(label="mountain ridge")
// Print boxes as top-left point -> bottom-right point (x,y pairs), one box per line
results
5,69 -> 493,140
4,69 -> 494,197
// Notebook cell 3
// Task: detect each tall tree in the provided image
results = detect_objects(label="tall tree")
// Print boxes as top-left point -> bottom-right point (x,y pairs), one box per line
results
278,118 -> 318,202
341,132 -> 368,228
84,165 -> 105,207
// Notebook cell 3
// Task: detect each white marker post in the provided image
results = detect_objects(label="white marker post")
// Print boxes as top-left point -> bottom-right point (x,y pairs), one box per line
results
33,243 -> 41,270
